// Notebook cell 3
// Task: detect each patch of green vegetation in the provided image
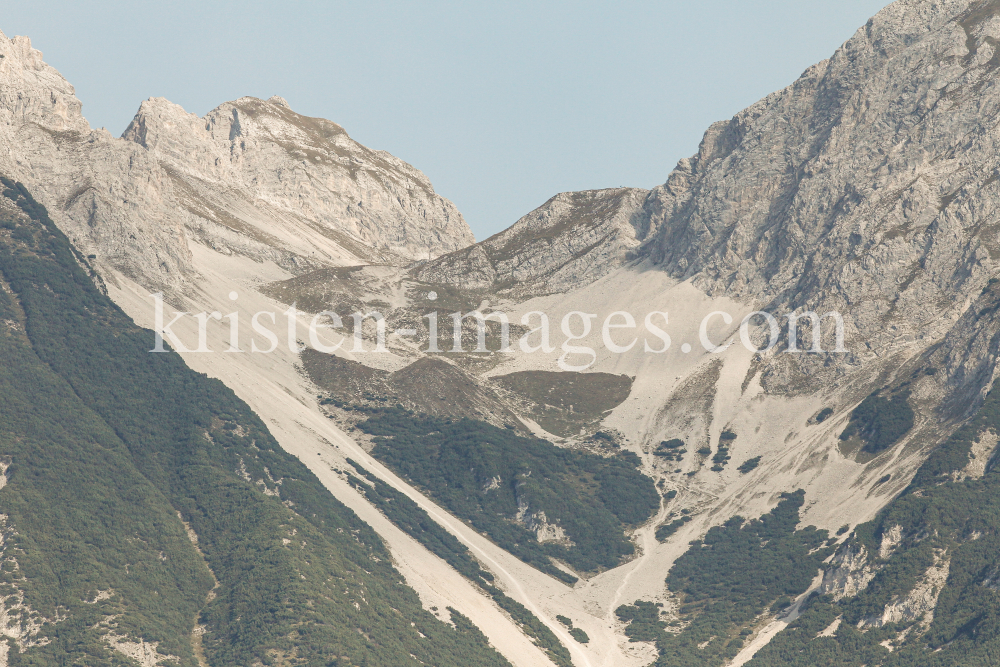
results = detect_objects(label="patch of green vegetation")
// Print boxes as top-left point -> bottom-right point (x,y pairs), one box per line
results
304,350 -> 518,427
0,178 -> 512,666
357,406 -> 659,578
593,430 -> 618,444
815,407 -> 834,423
655,439 -> 687,462
554,614 -> 590,644
615,601 -> 666,642
711,437 -> 734,472
770,596 -> 792,613
737,456 -> 762,474
840,390 -> 914,454
655,516 -> 692,542
619,491 -> 831,666
554,614 -> 589,643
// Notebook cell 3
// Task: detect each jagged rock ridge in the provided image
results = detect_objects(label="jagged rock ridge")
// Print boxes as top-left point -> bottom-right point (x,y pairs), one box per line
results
122,95 -> 473,262
416,187 -> 650,295
643,0 -> 1000,364
0,30 -> 473,292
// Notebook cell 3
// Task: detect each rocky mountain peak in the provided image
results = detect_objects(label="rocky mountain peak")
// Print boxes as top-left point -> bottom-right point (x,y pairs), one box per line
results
638,0 -> 1000,376
416,186 -> 650,295
0,34 -> 476,292
120,96 -> 195,148
0,29 -> 89,134
120,93 -> 475,262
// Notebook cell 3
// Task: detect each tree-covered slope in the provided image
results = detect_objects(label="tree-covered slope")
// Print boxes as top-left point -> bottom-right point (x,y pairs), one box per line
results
0,177 -> 511,666
344,460 -> 574,667
355,406 -> 659,582
615,491 -> 832,667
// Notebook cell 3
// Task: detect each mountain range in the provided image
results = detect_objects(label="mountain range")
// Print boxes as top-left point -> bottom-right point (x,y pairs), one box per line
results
4,1 -> 1000,666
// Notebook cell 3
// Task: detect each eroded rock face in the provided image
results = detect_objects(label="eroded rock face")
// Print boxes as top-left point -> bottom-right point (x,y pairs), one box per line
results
0,33 -> 193,291
821,544 -> 878,601
0,31 -> 473,292
415,187 -> 650,295
420,0 -> 1000,378
858,551 -> 951,630
122,95 -> 474,262
642,0 -> 1000,359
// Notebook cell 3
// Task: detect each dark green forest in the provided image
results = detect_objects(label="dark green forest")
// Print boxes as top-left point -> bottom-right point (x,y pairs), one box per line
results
355,406 -> 659,580
618,491 -> 832,667
0,178 -> 511,666
840,390 -> 915,454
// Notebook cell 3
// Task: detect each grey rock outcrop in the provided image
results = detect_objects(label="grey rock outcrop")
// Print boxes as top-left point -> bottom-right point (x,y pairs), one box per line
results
0,30 -> 473,292
416,187 -> 650,294
122,95 -> 474,262
420,0 -> 1000,368
643,0 -> 1000,359
0,32 -> 192,289
821,544 -> 877,600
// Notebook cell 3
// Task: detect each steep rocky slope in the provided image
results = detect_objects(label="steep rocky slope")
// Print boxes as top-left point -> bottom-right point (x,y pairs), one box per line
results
0,30 -> 472,293
643,0 -> 1000,385
416,187 -> 650,295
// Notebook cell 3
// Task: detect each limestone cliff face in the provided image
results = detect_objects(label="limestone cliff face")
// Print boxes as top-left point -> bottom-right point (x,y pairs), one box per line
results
122,95 -> 474,262
0,31 -> 473,292
419,0 -> 1000,358
415,187 -> 650,295
0,32 -> 192,290
643,0 -> 1000,357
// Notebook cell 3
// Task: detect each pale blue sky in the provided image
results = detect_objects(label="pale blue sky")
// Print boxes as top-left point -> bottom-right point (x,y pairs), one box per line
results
4,1 -> 891,240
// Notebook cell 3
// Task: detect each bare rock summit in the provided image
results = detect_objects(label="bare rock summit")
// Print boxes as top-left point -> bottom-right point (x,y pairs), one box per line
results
0,29 -> 473,292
